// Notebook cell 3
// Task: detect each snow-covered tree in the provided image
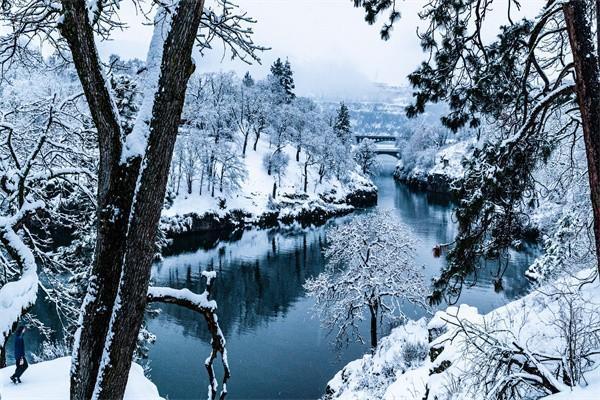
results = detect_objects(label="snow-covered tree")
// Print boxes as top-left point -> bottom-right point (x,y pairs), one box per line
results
0,1 -> 265,398
354,0 -> 600,303
0,63 -> 96,367
270,57 -> 295,103
333,102 -> 352,144
242,71 -> 254,87
353,139 -> 379,175
304,210 -> 426,348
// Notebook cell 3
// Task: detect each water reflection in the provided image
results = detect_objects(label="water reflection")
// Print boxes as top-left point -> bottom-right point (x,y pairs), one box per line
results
146,168 -> 537,399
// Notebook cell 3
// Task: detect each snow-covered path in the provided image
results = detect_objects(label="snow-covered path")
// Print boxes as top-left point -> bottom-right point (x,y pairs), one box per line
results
0,357 -> 163,400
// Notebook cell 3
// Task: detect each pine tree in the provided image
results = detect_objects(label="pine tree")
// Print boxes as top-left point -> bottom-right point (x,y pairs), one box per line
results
354,0 -> 600,305
270,57 -> 284,77
333,102 -> 351,143
270,57 -> 295,103
242,71 -> 254,87
281,59 -> 296,101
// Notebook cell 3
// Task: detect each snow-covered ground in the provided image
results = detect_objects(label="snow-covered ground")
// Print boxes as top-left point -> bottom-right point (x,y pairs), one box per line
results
326,268 -> 600,400
394,140 -> 475,193
162,136 -> 376,234
0,357 -> 162,400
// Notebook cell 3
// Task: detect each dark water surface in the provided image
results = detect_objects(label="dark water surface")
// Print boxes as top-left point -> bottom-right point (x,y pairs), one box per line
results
146,161 -> 537,400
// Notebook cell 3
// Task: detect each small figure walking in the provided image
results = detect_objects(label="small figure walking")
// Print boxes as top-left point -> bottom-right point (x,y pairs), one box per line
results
10,326 -> 28,384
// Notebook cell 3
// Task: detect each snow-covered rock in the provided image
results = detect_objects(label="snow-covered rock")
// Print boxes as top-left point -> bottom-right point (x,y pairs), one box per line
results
326,269 -> 600,400
394,140 -> 475,193
325,319 -> 429,400
0,357 -> 162,399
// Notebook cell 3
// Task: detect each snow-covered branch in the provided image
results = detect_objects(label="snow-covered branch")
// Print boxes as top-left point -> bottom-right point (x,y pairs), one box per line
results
147,270 -> 229,400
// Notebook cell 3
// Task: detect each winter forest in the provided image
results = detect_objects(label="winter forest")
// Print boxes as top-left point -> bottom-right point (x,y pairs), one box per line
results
1,0 -> 600,399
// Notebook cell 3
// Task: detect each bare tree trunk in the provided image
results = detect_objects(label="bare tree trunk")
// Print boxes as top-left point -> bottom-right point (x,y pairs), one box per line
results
242,131 -> 249,156
219,165 -> 225,193
253,129 -> 260,151
369,301 -> 378,349
199,164 -> 205,196
272,182 -> 277,199
187,173 -> 193,195
564,1 -> 600,274
176,153 -> 182,196
303,161 -> 309,192
60,3 -> 141,399
296,145 -> 301,162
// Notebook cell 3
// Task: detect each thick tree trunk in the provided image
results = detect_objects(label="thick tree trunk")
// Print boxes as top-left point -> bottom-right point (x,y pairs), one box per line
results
187,174 -> 193,194
369,301 -> 378,349
60,2 -> 141,399
564,1 -> 600,274
92,2 -> 205,398
296,146 -> 301,162
253,130 -> 260,151
61,1 -> 206,399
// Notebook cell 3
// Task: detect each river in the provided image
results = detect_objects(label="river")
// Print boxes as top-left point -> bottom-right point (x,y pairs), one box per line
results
145,160 -> 538,400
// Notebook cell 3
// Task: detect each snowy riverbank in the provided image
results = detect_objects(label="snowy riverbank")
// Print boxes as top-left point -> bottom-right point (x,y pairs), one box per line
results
161,137 -> 377,238
325,268 -> 600,399
394,140 -> 475,194
0,357 -> 162,400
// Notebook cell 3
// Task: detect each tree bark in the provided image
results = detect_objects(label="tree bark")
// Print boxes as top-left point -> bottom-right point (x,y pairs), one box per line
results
61,1 -> 206,399
91,2 -> 205,398
60,2 -> 141,399
564,0 -> 600,274
253,129 -> 260,151
242,131 -> 249,156
369,301 -> 378,349
303,161 -> 309,192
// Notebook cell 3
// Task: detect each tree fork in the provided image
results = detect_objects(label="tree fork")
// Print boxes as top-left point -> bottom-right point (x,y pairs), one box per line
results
89,1 -> 205,397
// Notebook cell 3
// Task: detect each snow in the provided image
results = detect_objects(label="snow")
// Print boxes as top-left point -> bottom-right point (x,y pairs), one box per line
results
162,135 -> 375,228
0,199 -> 44,349
394,139 -> 475,188
147,286 -> 217,310
0,357 -> 163,400
326,319 -> 429,400
121,2 -> 177,163
327,268 -> 600,400
0,228 -> 38,349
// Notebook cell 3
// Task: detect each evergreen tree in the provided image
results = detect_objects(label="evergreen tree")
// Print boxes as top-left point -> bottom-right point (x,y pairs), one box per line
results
242,71 -> 254,87
270,57 -> 285,77
270,57 -> 295,103
281,59 -> 295,101
333,102 -> 351,143
354,0 -> 600,305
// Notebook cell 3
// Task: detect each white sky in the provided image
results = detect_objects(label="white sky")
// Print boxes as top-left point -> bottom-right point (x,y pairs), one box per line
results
96,0 -> 542,98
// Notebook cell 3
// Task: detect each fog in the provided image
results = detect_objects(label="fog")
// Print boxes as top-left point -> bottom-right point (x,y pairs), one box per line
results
97,0 -> 541,100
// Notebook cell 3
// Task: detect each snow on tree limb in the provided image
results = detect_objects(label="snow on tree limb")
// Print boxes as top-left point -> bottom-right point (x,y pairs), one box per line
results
121,2 -> 176,163
0,200 -> 44,348
147,286 -> 217,312
147,271 -> 229,400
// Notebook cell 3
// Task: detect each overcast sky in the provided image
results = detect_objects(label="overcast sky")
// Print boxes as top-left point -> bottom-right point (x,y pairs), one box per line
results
96,0 -> 541,99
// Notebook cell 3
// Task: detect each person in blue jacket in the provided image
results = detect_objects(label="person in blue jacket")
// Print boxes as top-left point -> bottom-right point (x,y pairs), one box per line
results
10,326 -> 28,384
